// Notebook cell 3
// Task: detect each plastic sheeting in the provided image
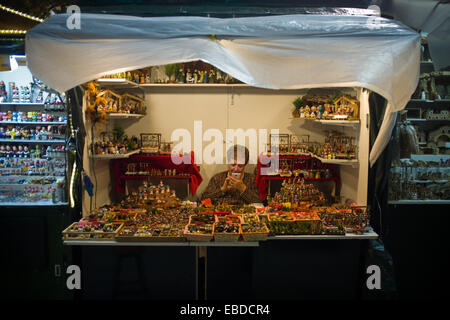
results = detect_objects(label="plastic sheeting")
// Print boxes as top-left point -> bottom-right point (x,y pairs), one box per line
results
25,13 -> 420,165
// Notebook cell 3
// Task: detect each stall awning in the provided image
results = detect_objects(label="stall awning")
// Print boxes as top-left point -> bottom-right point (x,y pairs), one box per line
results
25,13 -> 420,165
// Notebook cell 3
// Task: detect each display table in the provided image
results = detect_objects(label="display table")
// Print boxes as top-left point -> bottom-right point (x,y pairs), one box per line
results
64,229 -> 377,300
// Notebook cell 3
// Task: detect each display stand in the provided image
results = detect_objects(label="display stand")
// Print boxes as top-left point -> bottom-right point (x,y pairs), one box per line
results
64,228 -> 377,300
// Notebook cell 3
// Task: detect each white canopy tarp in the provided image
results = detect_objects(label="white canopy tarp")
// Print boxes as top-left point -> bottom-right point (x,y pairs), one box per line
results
25,13 -> 420,165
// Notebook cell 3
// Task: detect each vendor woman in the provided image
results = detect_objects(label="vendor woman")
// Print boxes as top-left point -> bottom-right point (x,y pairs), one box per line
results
201,144 -> 262,205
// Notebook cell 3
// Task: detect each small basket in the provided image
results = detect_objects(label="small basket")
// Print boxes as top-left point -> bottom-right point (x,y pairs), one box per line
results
62,222 -> 123,241
241,223 -> 269,241
183,217 -> 214,242
214,224 -> 241,242
240,214 -> 260,224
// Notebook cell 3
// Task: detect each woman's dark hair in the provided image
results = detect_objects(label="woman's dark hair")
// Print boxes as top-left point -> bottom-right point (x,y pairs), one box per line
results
226,144 -> 249,165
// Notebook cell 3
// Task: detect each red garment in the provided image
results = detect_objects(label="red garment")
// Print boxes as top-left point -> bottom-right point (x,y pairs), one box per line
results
255,154 -> 339,200
111,151 -> 202,195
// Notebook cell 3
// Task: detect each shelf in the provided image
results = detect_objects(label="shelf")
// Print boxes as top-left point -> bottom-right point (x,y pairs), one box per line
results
121,175 -> 192,180
139,83 -> 249,88
408,99 -> 450,108
107,113 -> 144,119
410,154 -> 450,162
410,179 -> 448,183
0,139 -> 65,144
62,231 -> 378,245
292,117 -> 360,128
0,183 -> 60,187
91,149 -> 140,159
268,229 -> 378,240
0,102 -> 45,106
407,118 -> 427,122
316,119 -> 359,128
96,78 -> 139,88
0,175 -> 65,178
0,121 -> 67,125
388,200 -> 450,205
312,155 -> 358,166
0,201 -> 68,206
259,176 -> 336,182
64,240 -> 259,247
260,153 -> 358,166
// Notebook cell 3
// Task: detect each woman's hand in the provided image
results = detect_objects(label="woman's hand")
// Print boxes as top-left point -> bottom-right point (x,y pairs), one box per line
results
227,176 -> 247,193
221,177 -> 232,193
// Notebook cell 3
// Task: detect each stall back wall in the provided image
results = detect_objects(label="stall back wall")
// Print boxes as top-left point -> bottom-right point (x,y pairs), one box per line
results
80,87 -> 362,214
25,13 -> 421,166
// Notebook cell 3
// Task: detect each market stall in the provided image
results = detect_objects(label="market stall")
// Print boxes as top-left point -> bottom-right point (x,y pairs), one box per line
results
24,12 -> 420,299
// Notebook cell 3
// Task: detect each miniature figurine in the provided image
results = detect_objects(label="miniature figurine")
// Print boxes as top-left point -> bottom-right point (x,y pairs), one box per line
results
177,68 -> 185,83
0,81 -> 7,102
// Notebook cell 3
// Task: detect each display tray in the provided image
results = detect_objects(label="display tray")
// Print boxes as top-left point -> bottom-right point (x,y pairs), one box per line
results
116,233 -> 186,242
184,217 -> 214,242
62,222 -> 124,241
241,222 -> 269,241
213,222 -> 241,242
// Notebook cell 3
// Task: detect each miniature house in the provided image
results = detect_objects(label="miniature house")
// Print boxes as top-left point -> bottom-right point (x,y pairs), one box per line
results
121,93 -> 146,114
333,95 -> 360,119
428,126 -> 450,149
97,89 -> 122,113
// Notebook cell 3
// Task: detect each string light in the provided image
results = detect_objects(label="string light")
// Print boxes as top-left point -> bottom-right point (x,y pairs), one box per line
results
0,30 -> 27,34
0,38 -> 24,41
0,4 -> 44,22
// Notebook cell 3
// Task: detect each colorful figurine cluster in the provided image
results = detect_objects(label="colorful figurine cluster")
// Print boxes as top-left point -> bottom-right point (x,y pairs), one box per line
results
0,125 -> 65,140
102,61 -> 240,85
268,178 -> 327,209
0,144 -> 65,158
0,81 -> 7,102
0,80 -> 52,104
125,162 -> 183,177
315,132 -> 357,160
0,111 -> 66,123
92,133 -> 139,155
43,93 -> 65,110
122,180 -> 180,209
293,93 -> 359,120
267,132 -> 357,160
9,83 -> 31,103
0,157 -> 66,176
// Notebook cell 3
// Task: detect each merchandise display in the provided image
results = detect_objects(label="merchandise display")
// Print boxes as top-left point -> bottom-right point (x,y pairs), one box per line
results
389,159 -> 450,201
91,131 -> 140,156
292,92 -> 359,120
100,61 -> 241,85
61,179 -> 370,242
0,70 -> 68,206
266,132 -> 357,160
388,39 -> 450,203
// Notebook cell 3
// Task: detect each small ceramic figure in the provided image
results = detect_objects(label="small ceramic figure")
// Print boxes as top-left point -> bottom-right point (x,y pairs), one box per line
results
177,68 -> 185,83
208,70 -> 215,83
193,69 -> 199,83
